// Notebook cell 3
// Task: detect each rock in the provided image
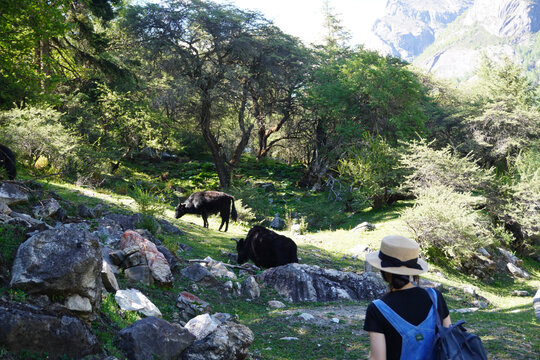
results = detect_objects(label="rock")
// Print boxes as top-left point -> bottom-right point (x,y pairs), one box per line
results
259,264 -> 387,303
270,214 -> 285,230
201,256 -> 236,279
101,246 -> 121,274
92,218 -> 125,248
478,248 -> 491,257
498,247 -> 522,265
185,313 -> 221,340
115,289 -> 162,318
116,316 -> 195,360
511,290 -> 529,297
124,265 -> 154,286
158,218 -> 185,235
8,211 -> 51,231
65,294 -> 93,313
33,198 -> 61,219
157,245 -> 179,270
0,201 -> 11,215
331,317 -> 340,323
101,260 -> 119,293
181,321 -> 254,360
181,263 -> 220,287
242,276 -> 260,299
290,223 -> 302,235
10,223 -> 102,314
280,337 -> 299,341
534,288 -> 540,321
135,228 -> 162,246
0,183 -> 28,205
268,300 -> 286,309
507,263 -> 531,279
77,204 -> 95,218
298,313 -> 315,321
0,300 -> 101,359
176,292 -> 211,322
352,222 -> 376,232
102,213 -> 142,231
120,230 -> 173,285
463,287 -> 477,297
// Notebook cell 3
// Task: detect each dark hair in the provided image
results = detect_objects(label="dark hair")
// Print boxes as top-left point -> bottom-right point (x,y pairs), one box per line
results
381,270 -> 420,291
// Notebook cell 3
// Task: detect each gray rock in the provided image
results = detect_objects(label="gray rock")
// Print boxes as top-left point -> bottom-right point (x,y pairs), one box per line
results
0,201 -> 11,215
115,289 -> 162,318
117,316 -> 195,360
157,245 -> 179,270
352,222 -> 376,232
8,211 -> 51,231
33,198 -> 61,219
534,288 -> 540,321
298,313 -> 315,321
270,214 -> 285,230
10,223 -> 102,313
242,276 -> 260,299
101,260 -> 119,293
92,217 -> 125,247
259,264 -> 387,303
0,183 -> 28,205
185,313 -> 221,340
498,247 -> 522,265
0,300 -> 101,359
507,263 -> 531,279
181,321 -> 254,360
176,292 -> 211,322
77,204 -> 95,218
181,264 -> 220,287
268,300 -> 286,309
124,265 -> 154,286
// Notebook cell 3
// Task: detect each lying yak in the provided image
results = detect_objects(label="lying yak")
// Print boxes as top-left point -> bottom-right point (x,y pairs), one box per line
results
236,225 -> 298,268
0,144 -> 16,180
175,190 -> 237,232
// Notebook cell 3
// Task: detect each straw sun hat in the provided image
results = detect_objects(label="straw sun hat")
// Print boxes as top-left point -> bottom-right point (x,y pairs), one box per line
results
365,235 -> 428,276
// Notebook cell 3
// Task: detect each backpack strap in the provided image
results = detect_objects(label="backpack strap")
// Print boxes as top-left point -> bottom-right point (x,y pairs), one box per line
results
425,287 -> 441,326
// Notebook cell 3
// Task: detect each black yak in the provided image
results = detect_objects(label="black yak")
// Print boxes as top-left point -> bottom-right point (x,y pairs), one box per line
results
0,145 -> 16,180
175,190 -> 237,232
236,226 -> 298,268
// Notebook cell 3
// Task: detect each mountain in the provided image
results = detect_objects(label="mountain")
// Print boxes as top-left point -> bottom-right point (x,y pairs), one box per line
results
366,0 -> 540,83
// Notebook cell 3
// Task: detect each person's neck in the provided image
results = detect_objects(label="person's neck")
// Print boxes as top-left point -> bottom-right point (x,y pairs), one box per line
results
391,282 -> 415,292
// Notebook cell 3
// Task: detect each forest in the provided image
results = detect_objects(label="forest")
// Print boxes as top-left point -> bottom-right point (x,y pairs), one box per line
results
0,0 -> 539,359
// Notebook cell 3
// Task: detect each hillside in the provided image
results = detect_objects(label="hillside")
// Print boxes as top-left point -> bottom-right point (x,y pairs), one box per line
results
366,0 -> 540,83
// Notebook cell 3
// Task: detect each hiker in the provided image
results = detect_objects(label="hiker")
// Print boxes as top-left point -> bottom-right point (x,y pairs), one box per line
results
363,235 -> 451,360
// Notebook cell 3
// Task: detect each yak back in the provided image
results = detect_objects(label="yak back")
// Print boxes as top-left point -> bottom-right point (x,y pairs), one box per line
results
183,191 -> 234,215
241,225 -> 298,268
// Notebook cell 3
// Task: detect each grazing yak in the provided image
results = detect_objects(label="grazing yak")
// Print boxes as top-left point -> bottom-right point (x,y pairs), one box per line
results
175,190 -> 237,232
236,225 -> 298,268
0,144 -> 16,180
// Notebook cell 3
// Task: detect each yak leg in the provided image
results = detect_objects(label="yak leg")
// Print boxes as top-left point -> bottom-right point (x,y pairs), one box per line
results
202,213 -> 209,228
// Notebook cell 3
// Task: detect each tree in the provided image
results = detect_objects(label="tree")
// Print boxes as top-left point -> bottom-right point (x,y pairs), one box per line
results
122,0 -> 304,188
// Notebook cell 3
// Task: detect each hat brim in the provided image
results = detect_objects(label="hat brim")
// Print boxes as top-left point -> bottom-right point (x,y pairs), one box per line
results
365,251 -> 428,276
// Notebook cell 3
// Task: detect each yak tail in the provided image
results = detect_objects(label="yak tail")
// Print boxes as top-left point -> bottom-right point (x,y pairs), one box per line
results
231,197 -> 238,222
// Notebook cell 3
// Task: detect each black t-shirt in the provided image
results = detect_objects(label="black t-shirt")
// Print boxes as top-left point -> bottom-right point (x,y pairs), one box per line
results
363,287 -> 450,360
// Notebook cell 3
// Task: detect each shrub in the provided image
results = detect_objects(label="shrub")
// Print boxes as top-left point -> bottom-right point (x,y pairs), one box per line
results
337,133 -> 403,210
0,106 -> 80,173
400,139 -> 494,194
401,185 -> 493,265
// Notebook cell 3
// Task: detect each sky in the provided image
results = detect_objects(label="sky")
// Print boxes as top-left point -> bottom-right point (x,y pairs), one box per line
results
213,0 -> 388,46
136,0 -> 389,47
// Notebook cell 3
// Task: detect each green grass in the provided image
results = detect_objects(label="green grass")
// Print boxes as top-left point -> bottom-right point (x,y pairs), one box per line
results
3,158 -> 539,360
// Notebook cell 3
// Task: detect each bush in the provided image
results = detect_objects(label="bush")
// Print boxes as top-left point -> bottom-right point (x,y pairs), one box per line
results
401,185 -> 493,265
337,133 -> 402,210
0,106 -> 80,172
400,139 -> 494,194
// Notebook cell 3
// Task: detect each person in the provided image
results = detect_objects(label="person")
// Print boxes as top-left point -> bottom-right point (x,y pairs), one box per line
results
363,235 -> 451,360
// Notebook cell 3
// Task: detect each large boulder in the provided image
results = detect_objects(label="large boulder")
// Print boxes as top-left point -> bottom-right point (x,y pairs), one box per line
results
259,263 -> 387,303
0,300 -> 101,359
33,198 -> 61,219
116,316 -> 195,360
0,182 -> 28,205
120,230 -> 173,285
181,320 -> 254,360
10,223 -> 102,314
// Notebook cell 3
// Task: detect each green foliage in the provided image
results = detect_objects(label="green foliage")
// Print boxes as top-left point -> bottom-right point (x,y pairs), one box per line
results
130,184 -> 164,218
0,224 -> 25,268
0,106 -> 82,174
337,133 -> 402,210
400,139 -> 494,194
401,185 -> 493,264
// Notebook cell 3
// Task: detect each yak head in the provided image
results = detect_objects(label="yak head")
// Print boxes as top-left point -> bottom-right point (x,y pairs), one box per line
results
235,238 -> 248,265
175,202 -> 187,218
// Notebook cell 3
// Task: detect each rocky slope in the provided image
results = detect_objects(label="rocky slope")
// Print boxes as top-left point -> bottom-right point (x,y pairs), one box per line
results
366,0 -> 540,82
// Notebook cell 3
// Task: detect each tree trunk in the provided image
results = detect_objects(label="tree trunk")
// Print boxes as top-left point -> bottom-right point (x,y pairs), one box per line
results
230,85 -> 253,167
199,92 -> 231,189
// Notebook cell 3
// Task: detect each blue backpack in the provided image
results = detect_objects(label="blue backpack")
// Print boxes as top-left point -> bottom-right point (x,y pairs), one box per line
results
425,289 -> 488,360
373,287 -> 438,360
